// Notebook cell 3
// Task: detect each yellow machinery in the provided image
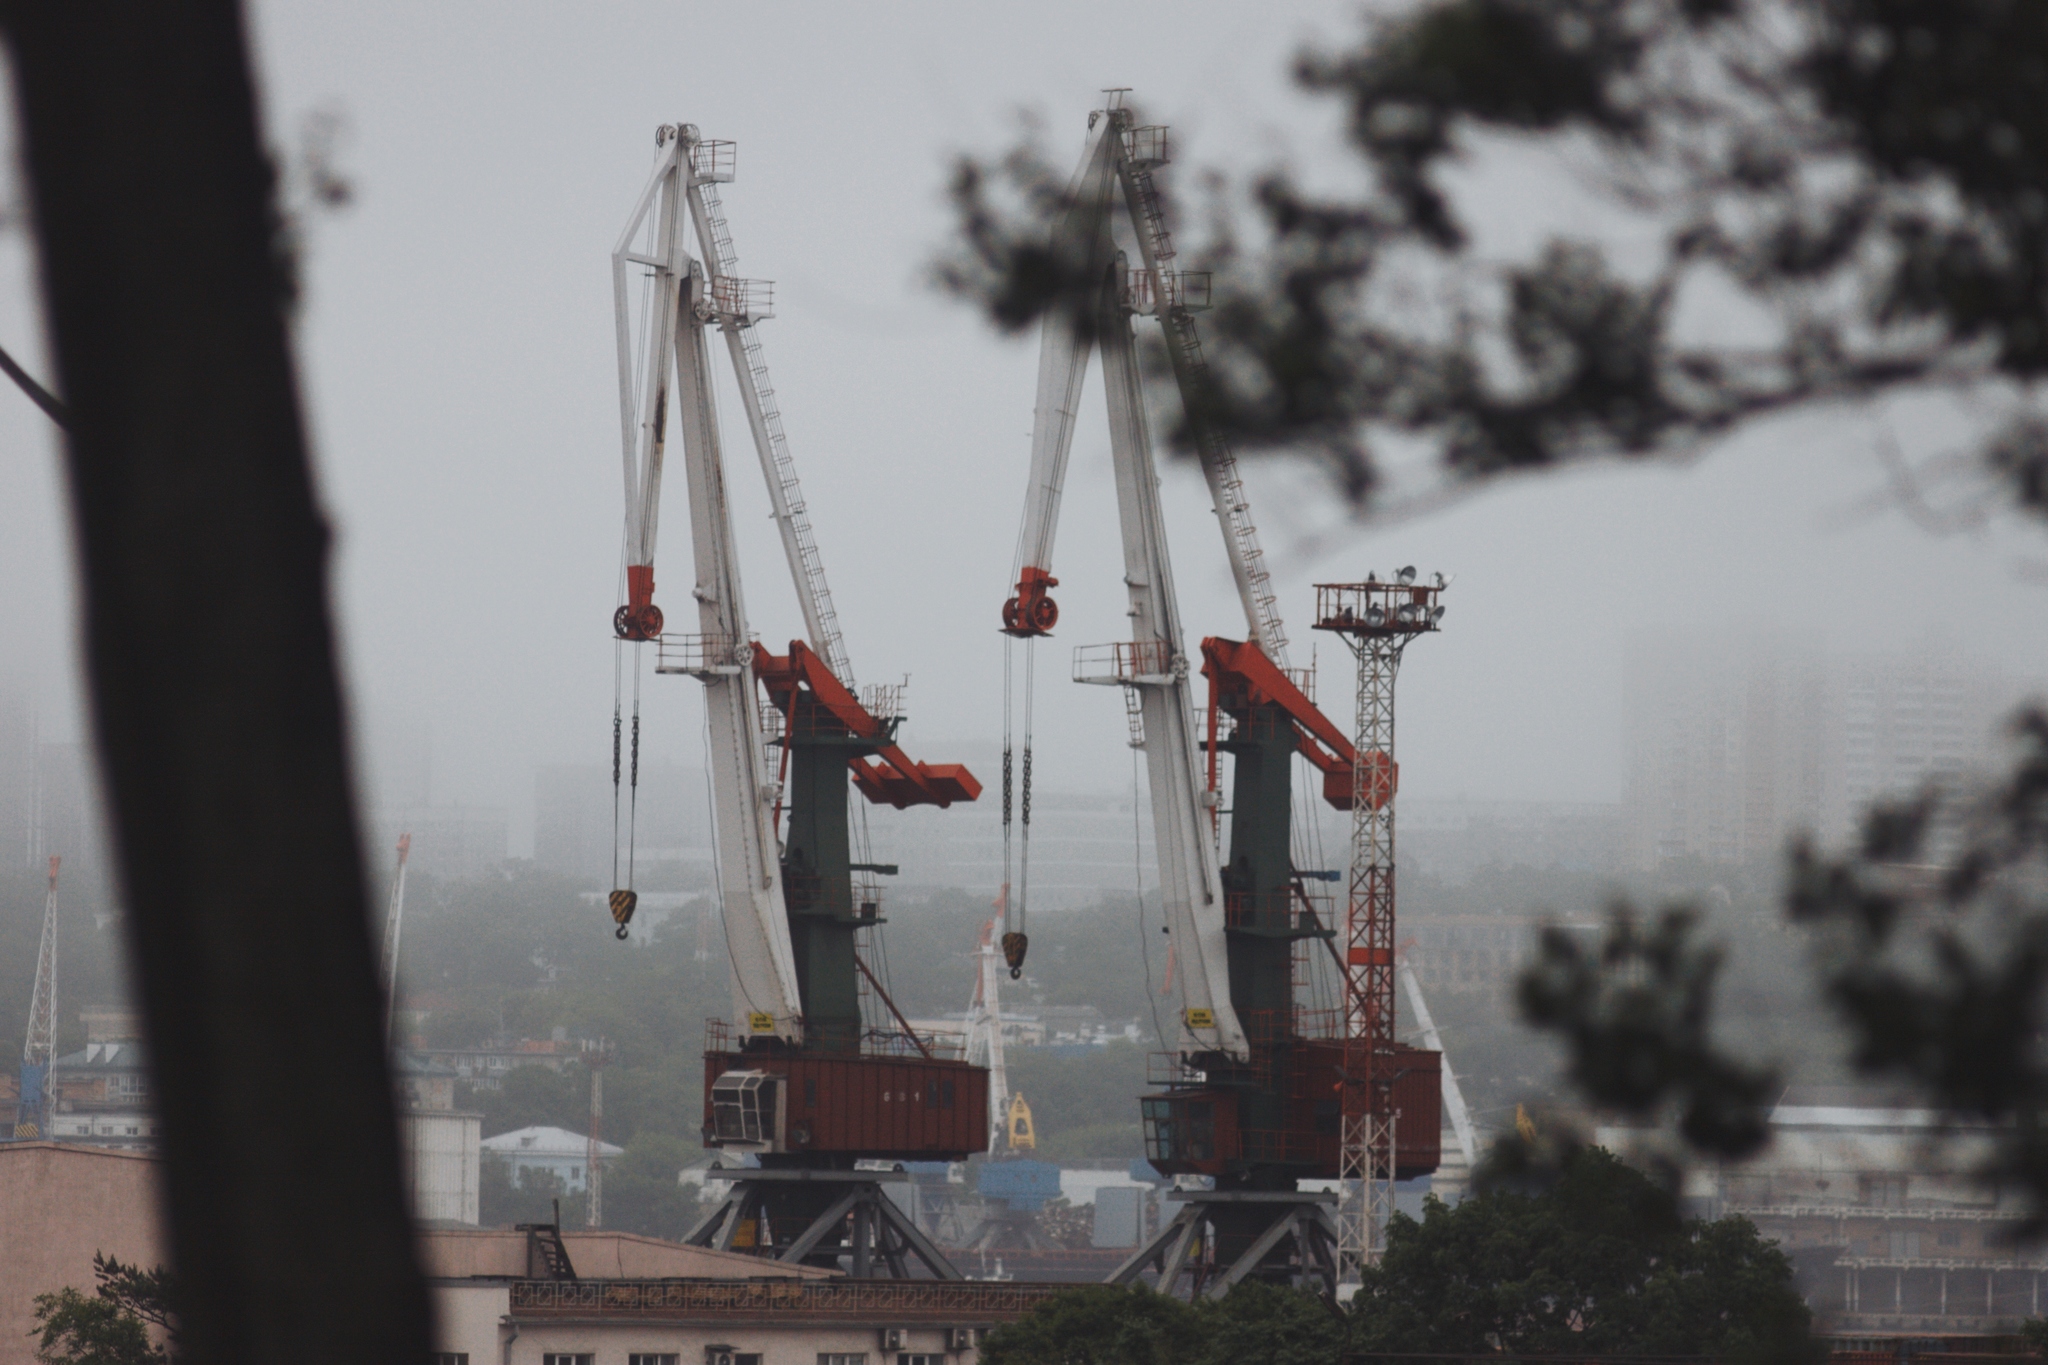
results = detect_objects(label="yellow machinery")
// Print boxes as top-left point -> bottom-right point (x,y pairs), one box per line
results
1006,1093 -> 1036,1151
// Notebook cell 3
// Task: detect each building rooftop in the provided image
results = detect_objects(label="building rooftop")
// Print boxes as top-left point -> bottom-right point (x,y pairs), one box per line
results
53,1042 -> 147,1071
482,1125 -> 623,1159
419,1228 -> 833,1282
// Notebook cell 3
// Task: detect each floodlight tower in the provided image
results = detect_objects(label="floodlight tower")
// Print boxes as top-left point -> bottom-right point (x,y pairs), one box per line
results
1313,570 -> 1446,1280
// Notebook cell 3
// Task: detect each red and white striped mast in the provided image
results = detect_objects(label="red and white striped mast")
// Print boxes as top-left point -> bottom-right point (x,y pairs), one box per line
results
1314,570 -> 1446,1280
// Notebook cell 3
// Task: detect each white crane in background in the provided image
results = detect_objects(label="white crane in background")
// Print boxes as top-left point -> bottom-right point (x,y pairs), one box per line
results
611,124 -> 805,1037
963,917 -> 1013,1152
377,833 -> 411,1042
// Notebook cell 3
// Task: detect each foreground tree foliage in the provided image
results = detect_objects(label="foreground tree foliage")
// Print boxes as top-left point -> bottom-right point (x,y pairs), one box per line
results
32,1253 -> 182,1365
984,1153 -> 1811,1365
1519,711 -> 2048,1227
979,1282 -> 1339,1365
1355,1147 -> 1815,1362
942,0 -> 2048,1239
942,0 -> 2048,514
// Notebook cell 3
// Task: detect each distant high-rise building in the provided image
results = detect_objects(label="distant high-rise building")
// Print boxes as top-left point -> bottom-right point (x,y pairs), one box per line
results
0,684 -> 30,871
1625,634 -> 2007,871
1833,652 -> 2004,833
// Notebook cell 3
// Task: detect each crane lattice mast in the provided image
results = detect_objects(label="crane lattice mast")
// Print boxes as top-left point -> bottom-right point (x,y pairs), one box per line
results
13,856 -> 59,1140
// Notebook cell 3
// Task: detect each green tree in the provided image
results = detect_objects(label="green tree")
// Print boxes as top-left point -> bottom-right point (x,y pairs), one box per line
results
980,1286 -> 1205,1365
31,1253 -> 181,1365
475,1065 -> 585,1138
478,1154 -> 584,1230
31,1292 -> 158,1365
1193,1282 -> 1347,1365
1352,1147 -> 1814,1363
602,1133 -> 709,1241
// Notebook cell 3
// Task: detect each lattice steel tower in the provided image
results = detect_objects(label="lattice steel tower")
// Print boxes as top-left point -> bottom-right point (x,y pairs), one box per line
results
14,856 -> 59,1139
1314,571 -> 1445,1281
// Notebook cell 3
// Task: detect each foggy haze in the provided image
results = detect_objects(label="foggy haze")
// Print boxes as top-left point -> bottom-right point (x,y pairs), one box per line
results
0,0 -> 2041,872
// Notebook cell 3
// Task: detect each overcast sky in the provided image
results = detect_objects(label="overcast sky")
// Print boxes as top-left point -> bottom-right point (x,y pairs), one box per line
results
0,1 -> 2042,861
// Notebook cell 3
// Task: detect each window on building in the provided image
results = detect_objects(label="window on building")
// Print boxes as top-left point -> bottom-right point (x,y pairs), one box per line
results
570,1167 -> 582,1180
897,1355 -> 944,1365
542,1355 -> 594,1365
432,1355 -> 470,1365
629,1356 -> 680,1365
819,1355 -> 868,1365
107,1073 -> 150,1099
1938,1228 -> 1962,1248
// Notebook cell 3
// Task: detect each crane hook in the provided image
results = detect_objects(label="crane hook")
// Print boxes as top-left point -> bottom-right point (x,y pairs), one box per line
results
609,888 -> 638,942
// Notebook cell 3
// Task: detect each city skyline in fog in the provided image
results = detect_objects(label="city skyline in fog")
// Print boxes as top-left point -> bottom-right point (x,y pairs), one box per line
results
0,2 -> 2043,874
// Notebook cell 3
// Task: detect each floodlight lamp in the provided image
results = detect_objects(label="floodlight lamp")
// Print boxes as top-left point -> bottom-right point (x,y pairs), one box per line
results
1397,566 -> 1417,584
1432,572 -> 1446,589
1365,605 -> 1386,627
1430,605 -> 1446,623
1397,603 -> 1420,624
1365,571 -> 1378,584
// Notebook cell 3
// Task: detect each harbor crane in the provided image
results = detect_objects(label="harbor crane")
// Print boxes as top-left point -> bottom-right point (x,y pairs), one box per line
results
995,92 -> 1442,1297
608,123 -> 983,1278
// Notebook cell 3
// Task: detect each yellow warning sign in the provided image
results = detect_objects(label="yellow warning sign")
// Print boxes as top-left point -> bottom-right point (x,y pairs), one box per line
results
1185,1007 -> 1216,1030
747,1012 -> 777,1033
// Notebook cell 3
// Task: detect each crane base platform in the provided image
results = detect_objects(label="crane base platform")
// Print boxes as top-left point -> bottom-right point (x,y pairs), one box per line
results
1105,1189 -> 1339,1301
684,1169 -> 963,1280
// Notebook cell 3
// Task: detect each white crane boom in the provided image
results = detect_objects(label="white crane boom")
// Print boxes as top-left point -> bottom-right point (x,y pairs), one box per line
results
1398,956 -> 1478,1167
1009,107 -> 1245,1061
964,917 -> 1012,1152
614,126 -> 803,1039
1008,116 -> 1117,595
378,834 -> 411,1041
1111,115 -> 1290,665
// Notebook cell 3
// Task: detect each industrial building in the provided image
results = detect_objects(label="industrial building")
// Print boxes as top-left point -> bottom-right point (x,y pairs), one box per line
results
1605,1087 -> 2048,1335
0,1141 -> 1048,1365
482,1125 -> 622,1196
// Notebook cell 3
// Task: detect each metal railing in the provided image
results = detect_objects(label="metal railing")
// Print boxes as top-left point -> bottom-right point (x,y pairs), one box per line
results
1121,268 -> 1212,316
705,276 -> 774,323
1073,639 -> 1173,685
655,633 -> 747,676
686,138 -> 736,184
1314,581 -> 1444,638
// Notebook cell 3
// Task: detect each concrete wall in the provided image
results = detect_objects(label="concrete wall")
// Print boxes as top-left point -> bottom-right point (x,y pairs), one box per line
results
418,1229 -> 833,1281
403,1109 -> 482,1224
433,1283 -> 979,1365
0,1144 -> 165,1365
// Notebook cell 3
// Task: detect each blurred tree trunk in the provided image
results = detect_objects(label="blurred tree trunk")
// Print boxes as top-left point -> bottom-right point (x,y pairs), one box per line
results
0,4 -> 432,1363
